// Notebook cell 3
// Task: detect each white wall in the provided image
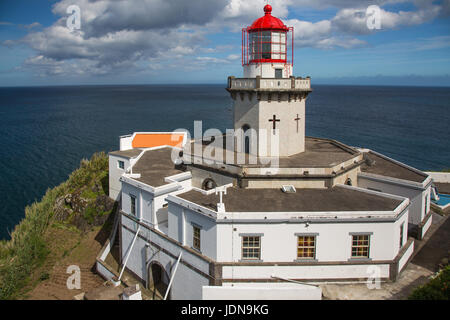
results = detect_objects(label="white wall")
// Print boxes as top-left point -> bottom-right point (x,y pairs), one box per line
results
243,63 -> 292,78
221,263 -> 391,281
425,172 -> 450,183
168,202 -> 218,260
121,176 -> 192,228
203,283 -> 322,300
215,213 -> 408,263
398,240 -> 414,273
121,215 -> 211,300
109,155 -> 131,201
233,93 -> 306,156
358,175 -> 430,225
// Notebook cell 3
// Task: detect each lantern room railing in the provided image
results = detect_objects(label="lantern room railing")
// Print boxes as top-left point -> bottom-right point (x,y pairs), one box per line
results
227,76 -> 311,91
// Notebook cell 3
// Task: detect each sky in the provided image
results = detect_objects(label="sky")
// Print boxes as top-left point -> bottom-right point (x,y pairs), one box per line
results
0,0 -> 449,87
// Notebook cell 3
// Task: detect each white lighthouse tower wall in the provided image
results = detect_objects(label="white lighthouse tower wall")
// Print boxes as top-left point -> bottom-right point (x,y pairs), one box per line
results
234,93 -> 306,156
244,63 -> 292,79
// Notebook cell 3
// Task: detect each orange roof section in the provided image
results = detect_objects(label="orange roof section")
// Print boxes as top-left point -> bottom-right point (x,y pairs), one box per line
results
131,133 -> 185,149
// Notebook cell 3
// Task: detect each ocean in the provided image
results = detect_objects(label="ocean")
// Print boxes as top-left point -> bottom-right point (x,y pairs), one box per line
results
0,84 -> 449,240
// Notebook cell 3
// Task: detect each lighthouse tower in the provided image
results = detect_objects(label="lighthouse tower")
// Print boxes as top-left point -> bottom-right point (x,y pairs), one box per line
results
227,4 -> 311,157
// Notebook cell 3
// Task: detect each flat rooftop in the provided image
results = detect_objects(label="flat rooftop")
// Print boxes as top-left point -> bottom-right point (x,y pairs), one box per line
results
361,152 -> 428,183
186,136 -> 359,168
177,187 -> 402,213
109,149 -> 143,159
278,138 -> 358,168
132,148 -> 183,187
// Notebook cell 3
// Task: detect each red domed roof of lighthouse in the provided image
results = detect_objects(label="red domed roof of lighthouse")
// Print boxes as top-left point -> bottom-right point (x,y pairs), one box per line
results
248,4 -> 288,32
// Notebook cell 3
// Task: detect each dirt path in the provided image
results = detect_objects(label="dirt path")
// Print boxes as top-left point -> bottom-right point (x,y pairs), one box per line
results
25,225 -> 108,300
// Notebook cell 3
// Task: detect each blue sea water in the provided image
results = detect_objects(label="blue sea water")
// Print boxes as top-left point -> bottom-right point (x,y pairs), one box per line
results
0,84 -> 449,240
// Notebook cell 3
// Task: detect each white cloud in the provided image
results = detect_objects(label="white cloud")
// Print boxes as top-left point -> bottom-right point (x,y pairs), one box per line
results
22,22 -> 42,29
332,3 -> 442,35
5,0 -> 449,77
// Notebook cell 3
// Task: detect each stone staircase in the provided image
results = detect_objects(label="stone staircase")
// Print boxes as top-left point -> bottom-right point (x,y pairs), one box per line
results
28,265 -> 104,300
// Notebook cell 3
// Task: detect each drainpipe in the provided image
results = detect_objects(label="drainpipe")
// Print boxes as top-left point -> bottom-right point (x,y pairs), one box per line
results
119,226 -> 141,281
164,252 -> 182,300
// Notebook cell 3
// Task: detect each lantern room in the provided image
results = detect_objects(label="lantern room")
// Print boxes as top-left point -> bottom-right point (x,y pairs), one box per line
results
242,4 -> 293,79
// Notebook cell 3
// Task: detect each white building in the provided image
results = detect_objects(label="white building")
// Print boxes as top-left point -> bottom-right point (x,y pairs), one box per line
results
98,4 -> 432,300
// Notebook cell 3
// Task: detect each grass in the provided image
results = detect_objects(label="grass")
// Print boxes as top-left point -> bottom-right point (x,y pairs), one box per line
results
0,152 -> 108,300
409,266 -> 450,300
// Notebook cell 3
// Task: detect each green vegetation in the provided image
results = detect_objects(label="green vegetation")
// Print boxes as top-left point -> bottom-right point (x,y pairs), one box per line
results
0,152 -> 109,300
409,266 -> 450,300
441,169 -> 450,173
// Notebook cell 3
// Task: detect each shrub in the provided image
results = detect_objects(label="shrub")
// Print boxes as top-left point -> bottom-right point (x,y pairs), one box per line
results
409,266 -> 450,300
0,152 -> 108,299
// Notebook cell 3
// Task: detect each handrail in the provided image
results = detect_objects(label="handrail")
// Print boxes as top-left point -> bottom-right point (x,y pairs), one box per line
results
119,226 -> 141,281
164,252 -> 182,300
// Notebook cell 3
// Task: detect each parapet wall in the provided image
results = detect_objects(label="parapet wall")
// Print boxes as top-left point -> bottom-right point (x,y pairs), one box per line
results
425,172 -> 450,183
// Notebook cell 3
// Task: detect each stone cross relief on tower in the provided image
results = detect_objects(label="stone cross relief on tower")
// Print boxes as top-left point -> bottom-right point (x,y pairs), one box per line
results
294,114 -> 301,133
268,114 -> 281,134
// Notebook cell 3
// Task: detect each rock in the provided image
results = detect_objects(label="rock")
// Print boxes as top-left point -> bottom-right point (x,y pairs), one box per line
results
70,191 -> 89,213
71,212 -> 90,232
94,194 -> 115,213
53,196 -> 73,222
92,213 -> 110,227
64,193 -> 73,205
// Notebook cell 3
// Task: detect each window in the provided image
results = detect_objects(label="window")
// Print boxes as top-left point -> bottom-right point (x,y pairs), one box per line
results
118,160 -> 125,170
275,69 -> 283,79
193,226 -> 201,251
250,31 -> 286,61
297,236 -> 316,259
242,236 -> 261,260
399,224 -> 404,249
130,195 -> 136,216
424,195 -> 428,215
351,235 -> 370,258
242,124 -> 251,154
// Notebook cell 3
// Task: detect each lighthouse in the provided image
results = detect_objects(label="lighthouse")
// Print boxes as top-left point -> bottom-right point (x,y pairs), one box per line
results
227,4 -> 312,157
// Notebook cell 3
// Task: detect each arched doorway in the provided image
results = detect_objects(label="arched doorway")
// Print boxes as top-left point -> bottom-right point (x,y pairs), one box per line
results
242,124 -> 251,154
346,178 -> 353,186
147,261 -> 170,300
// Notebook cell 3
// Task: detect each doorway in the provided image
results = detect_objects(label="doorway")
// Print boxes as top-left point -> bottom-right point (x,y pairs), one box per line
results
147,262 -> 170,300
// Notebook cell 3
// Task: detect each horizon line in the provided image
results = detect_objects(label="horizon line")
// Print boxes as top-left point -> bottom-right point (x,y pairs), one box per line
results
1,82 -> 450,89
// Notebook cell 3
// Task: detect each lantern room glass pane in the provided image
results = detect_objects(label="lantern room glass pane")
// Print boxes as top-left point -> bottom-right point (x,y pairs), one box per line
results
272,32 -> 280,42
249,31 -> 287,61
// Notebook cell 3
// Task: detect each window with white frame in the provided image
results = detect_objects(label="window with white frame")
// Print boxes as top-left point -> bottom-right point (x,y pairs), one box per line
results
242,236 -> 261,260
130,194 -> 136,216
351,234 -> 370,258
118,160 -> 125,170
297,235 -> 316,259
193,225 -> 201,251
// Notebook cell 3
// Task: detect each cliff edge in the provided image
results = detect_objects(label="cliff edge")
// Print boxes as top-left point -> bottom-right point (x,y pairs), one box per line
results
0,152 -> 116,300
